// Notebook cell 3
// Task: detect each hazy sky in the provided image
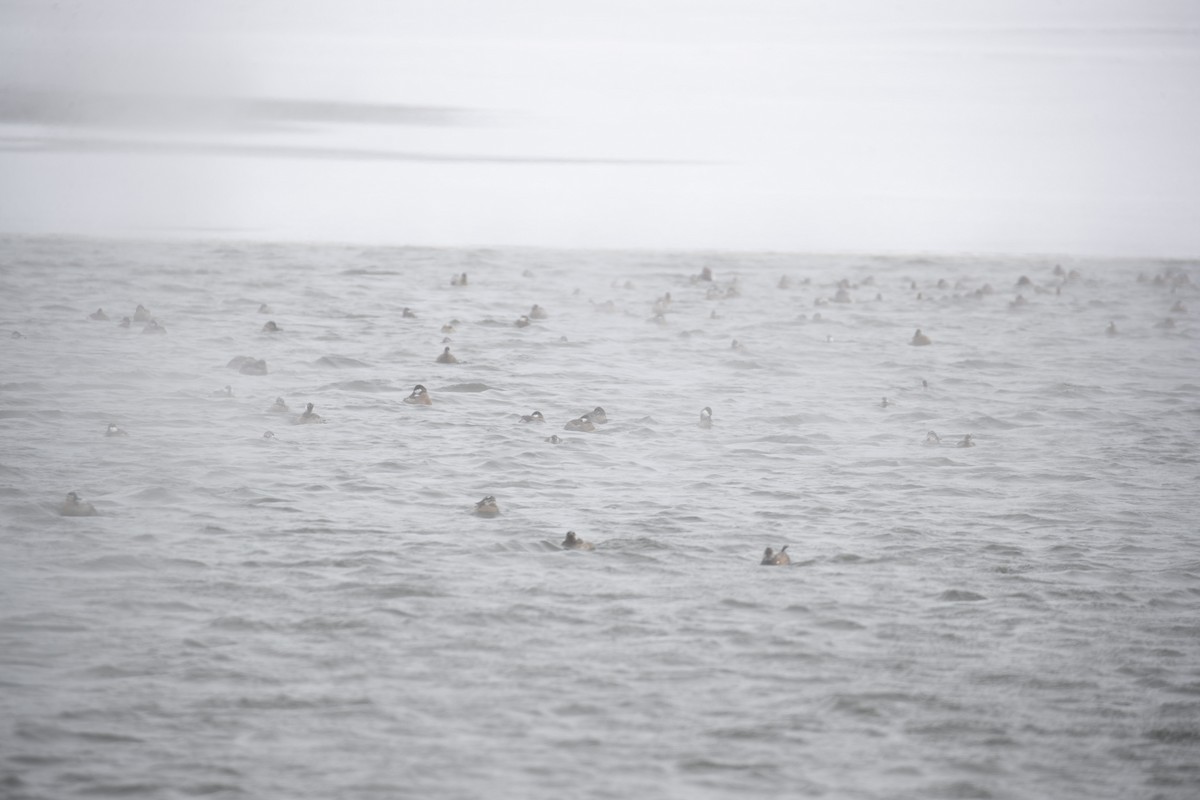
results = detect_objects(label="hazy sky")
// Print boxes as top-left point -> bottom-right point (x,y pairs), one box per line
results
1,0 -> 1198,256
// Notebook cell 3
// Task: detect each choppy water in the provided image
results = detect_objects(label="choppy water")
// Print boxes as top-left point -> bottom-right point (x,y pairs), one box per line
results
1,236 -> 1198,800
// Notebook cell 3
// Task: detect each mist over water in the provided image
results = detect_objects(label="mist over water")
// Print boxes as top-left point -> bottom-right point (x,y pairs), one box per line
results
1,236 -> 1198,799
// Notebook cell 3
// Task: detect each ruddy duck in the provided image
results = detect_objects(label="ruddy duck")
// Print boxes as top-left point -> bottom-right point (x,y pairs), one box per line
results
133,304 -> 152,322
258,303 -> 272,314
269,397 -> 289,413
89,308 -> 108,320
262,430 -> 275,439
262,321 -> 281,333
61,491 -> 98,517
1009,294 -> 1028,309
402,307 -> 417,318
564,414 -> 595,432
924,431 -> 941,445
436,346 -> 458,364
474,495 -> 499,516
118,317 -> 131,328
910,329 -> 932,346
404,384 -> 432,405
590,407 -> 608,424
761,546 -> 790,566
562,531 -> 594,550
297,402 -> 324,424
105,422 -> 128,437
515,315 -> 531,328
699,406 -> 713,429
142,320 -> 167,335
521,411 -> 545,423
441,322 -> 456,333
957,434 -> 975,448
529,304 -> 548,320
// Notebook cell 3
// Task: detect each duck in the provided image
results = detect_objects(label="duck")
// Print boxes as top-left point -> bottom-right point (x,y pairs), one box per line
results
261,321 -> 281,333
262,430 -> 275,439
105,422 -> 128,437
529,304 -> 548,320
441,322 -> 456,334
404,384 -> 432,406
61,491 -> 98,517
1106,321 -> 1118,336
957,434 -> 975,448
880,397 -> 890,408
402,307 -> 417,318
695,266 -> 714,282
562,531 -> 594,550
436,346 -> 459,364
133,304 -> 152,322
910,329 -> 932,346
1170,300 -> 1187,314
118,317 -> 131,328
515,315 -> 531,328
258,303 -> 272,314
545,434 -> 563,444
520,411 -> 545,423
269,397 -> 289,413
212,385 -> 233,397
761,546 -> 790,566
451,272 -> 468,286
1009,294 -> 1028,309
590,407 -> 608,424
564,414 -> 595,432
474,495 -> 499,517
924,431 -> 941,445
699,406 -> 713,429
89,308 -> 109,320
142,320 -> 167,335
297,402 -> 324,424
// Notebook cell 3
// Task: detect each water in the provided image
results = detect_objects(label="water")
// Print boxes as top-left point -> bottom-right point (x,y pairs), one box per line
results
1,236 -> 1198,799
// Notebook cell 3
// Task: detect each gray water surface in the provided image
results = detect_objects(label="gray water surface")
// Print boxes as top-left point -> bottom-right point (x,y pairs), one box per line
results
1,237 -> 1198,799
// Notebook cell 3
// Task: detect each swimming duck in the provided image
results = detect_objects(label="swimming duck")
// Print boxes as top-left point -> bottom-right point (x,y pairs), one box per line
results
117,317 -> 130,328
297,402 -> 324,424
521,411 -> 545,423
924,431 -> 941,445
258,303 -> 272,314
436,346 -> 458,364
105,422 -> 128,437
262,430 -> 275,439
761,546 -> 790,566
1009,294 -> 1028,309
1106,322 -> 1118,336
590,407 -> 608,424
545,434 -> 563,444
562,531 -> 594,551
474,495 -> 499,517
1170,301 -> 1187,314
910,329 -> 932,346
133,304 -> 152,322
269,397 -> 289,413
529,304 -> 548,319
564,414 -> 595,432
957,434 -> 975,448
696,266 -> 714,282
880,397 -> 890,408
402,307 -> 417,318
404,384 -> 432,406
212,385 -> 233,397
142,320 -> 167,335
89,308 -> 109,320
441,322 -> 456,333
515,315 -> 531,328
451,272 -> 468,286
61,491 -> 98,517
699,406 -> 713,429
262,321 -> 281,333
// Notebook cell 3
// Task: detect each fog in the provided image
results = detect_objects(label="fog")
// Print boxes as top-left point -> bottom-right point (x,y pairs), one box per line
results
1,0 -> 1198,255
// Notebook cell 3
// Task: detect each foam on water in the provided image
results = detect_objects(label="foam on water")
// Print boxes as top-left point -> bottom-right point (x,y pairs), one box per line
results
1,237 -> 1199,799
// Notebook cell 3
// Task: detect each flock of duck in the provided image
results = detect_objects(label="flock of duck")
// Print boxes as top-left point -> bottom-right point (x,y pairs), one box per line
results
55,261 -> 1193,566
